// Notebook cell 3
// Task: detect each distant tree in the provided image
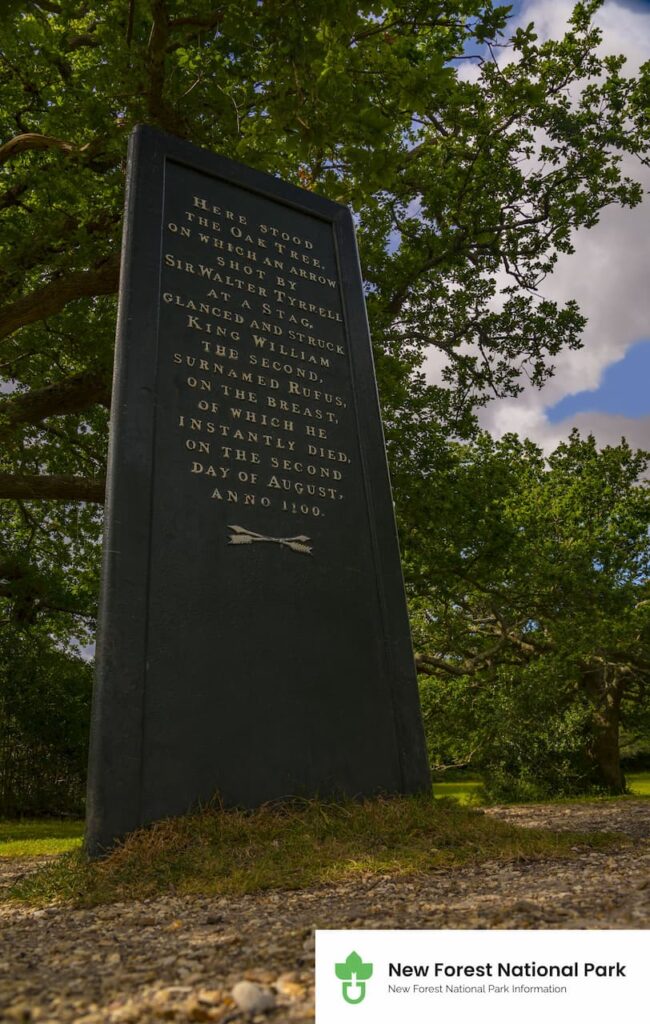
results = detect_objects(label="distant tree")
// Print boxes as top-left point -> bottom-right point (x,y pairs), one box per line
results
0,624 -> 92,815
404,430 -> 650,795
0,495 -> 96,813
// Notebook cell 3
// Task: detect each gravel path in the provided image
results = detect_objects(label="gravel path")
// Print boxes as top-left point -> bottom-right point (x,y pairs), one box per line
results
0,800 -> 648,1023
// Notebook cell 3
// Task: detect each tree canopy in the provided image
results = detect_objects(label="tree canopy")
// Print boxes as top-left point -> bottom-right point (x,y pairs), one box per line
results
409,431 -> 650,794
2,2 -> 648,485
1,0 -> 649,804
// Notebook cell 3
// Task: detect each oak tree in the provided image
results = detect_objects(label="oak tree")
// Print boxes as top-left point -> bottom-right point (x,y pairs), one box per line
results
0,1 -> 649,802
407,431 -> 650,794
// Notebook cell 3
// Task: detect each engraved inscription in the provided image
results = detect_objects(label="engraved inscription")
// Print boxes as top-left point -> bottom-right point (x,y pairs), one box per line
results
160,164 -> 355,533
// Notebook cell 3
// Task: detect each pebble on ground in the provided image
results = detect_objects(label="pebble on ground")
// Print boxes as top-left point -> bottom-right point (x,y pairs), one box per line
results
0,801 -> 648,1023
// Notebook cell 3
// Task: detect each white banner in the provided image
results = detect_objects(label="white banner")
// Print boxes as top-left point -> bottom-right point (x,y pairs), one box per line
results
315,929 -> 647,1023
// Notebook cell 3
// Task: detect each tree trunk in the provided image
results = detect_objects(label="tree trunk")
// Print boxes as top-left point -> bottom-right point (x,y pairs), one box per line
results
581,665 -> 625,794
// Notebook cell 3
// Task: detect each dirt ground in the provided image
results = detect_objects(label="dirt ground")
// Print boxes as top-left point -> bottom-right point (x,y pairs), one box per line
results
0,800 -> 648,1023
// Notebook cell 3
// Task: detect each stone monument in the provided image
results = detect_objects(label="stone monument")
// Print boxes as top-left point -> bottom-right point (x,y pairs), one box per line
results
86,125 -> 430,856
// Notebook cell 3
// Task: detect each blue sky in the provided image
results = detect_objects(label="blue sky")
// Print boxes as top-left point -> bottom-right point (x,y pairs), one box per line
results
547,339 -> 650,423
509,0 -> 650,15
456,0 -> 650,453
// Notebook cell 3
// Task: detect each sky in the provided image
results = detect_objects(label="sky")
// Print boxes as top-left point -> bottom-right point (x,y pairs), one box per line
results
426,0 -> 650,453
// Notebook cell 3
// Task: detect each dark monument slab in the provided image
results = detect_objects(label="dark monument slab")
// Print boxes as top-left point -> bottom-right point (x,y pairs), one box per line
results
85,125 -> 430,856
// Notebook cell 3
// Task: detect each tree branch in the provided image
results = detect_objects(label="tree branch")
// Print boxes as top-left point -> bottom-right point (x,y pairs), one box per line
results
0,132 -> 111,174
28,0 -> 62,11
415,653 -> 468,677
0,182 -> 29,210
0,473 -> 105,503
169,11 -> 225,29
1,211 -> 120,294
0,254 -> 120,342
0,133 -> 78,166
415,630 -> 533,677
146,1 -> 178,131
0,370 -> 111,438
0,555 -> 93,622
65,33 -> 100,52
126,0 -> 136,45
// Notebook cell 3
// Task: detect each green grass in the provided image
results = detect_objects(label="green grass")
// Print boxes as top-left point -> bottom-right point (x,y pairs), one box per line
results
433,771 -> 650,805
629,771 -> 650,796
1,771 -> 645,864
432,779 -> 484,804
0,819 -> 84,858
3,772 -> 645,904
5,795 -> 619,907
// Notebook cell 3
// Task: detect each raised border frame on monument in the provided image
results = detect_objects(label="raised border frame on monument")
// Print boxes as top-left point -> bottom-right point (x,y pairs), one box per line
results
86,125 -> 429,856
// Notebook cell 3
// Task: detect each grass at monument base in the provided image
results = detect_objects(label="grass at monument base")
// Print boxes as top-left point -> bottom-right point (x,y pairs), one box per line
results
5,794 -> 619,907
1,773 -> 647,867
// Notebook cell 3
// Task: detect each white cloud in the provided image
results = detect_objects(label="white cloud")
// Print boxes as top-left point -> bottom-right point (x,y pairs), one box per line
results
564,412 -> 650,454
427,0 -> 650,452
481,162 -> 650,447
490,407 -> 650,453
530,0 -> 650,75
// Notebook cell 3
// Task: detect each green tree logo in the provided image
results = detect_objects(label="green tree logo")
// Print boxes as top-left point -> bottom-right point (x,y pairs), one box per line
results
335,951 -> 373,1004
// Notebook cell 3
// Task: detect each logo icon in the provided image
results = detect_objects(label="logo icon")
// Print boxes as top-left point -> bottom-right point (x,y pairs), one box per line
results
335,951 -> 373,1004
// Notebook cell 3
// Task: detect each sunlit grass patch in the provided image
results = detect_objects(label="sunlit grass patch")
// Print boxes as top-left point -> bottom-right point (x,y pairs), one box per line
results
433,772 -> 650,805
0,819 -> 84,858
432,779 -> 485,805
6,795 -> 618,907
628,772 -> 650,796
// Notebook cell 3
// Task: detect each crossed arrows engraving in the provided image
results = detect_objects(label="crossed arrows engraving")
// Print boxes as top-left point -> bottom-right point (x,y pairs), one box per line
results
227,524 -> 313,555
